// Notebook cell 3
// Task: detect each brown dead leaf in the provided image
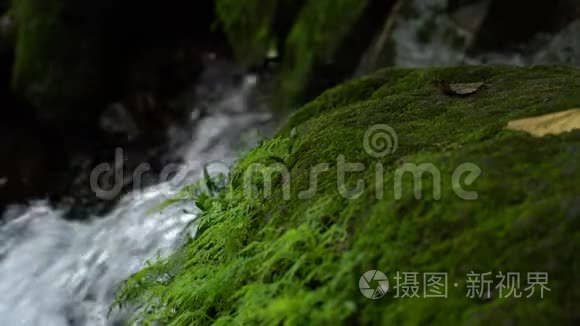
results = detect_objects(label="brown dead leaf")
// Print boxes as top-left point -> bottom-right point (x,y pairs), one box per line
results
506,108 -> 580,137
436,80 -> 484,96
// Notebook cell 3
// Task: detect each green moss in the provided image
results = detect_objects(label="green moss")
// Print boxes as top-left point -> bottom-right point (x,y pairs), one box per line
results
117,65 -> 580,325
11,0 -> 105,118
278,0 -> 369,108
215,0 -> 280,66
215,0 -> 385,110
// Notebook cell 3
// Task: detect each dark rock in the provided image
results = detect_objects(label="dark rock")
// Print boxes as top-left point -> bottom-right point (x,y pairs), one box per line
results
0,7 -> 16,113
217,0 -> 398,109
469,0 -> 580,52
369,0 -> 580,67
216,0 -> 306,67
11,0 -> 112,124
278,0 -> 397,108
10,0 -> 224,128
0,0 -> 232,219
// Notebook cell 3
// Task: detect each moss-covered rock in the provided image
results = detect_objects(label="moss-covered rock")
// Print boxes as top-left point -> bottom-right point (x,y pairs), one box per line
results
11,0 -> 109,121
118,65 -> 580,325
215,0 -> 303,67
276,0 -> 364,107
277,0 -> 393,108
217,0 -> 393,110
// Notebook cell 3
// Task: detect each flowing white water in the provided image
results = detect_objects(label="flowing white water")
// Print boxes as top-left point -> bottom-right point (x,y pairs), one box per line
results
390,0 -> 580,67
0,72 -> 272,326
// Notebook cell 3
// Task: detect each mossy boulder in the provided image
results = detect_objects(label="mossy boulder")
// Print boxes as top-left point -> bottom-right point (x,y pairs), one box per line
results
11,0 -> 110,121
217,0 -> 393,109
278,0 -> 373,107
215,0 -> 304,67
118,65 -> 580,325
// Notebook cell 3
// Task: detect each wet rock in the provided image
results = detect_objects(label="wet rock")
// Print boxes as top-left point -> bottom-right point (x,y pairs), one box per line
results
385,0 -> 478,67
0,0 -> 233,219
0,11 -> 15,42
218,0 -> 396,109
215,0 -> 304,67
464,19 -> 580,66
370,0 -> 580,68
280,0 -> 395,107
11,0 -> 111,124
10,0 -> 224,127
531,20 -> 580,66
469,0 -> 579,52
99,103 -> 142,142
447,0 -> 491,33
0,7 -> 15,111
0,117 -> 70,211
0,58 -> 269,221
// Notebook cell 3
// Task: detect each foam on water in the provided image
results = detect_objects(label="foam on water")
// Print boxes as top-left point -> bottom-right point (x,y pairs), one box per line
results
0,72 -> 272,326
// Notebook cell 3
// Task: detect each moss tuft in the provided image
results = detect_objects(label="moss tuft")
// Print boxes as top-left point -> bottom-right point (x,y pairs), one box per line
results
117,65 -> 580,325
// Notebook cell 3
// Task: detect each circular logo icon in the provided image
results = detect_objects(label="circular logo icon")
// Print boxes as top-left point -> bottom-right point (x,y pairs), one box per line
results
363,124 -> 399,158
359,270 -> 389,299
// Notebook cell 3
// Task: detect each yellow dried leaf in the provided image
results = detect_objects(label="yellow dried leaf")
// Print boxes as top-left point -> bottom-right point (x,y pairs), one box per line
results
506,108 -> 580,137
436,80 -> 484,96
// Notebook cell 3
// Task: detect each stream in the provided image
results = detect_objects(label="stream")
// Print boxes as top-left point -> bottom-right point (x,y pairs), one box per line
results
0,71 -> 273,326
1,7 -> 579,324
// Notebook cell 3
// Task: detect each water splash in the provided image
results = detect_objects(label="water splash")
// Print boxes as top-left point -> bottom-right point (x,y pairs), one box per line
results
0,71 -> 272,326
